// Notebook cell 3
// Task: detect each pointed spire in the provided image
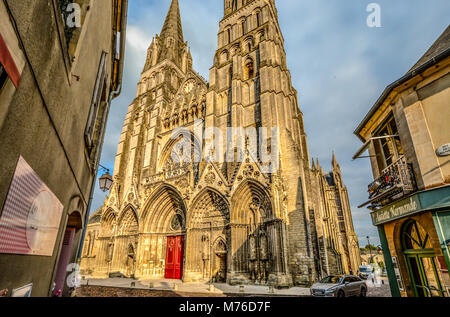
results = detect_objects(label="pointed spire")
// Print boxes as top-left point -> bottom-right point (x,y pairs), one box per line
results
311,160 -> 316,171
332,151 -> 338,167
160,0 -> 184,44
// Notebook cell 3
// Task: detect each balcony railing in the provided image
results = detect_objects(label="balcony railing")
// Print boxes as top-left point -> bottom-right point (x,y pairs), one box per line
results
365,156 -> 417,208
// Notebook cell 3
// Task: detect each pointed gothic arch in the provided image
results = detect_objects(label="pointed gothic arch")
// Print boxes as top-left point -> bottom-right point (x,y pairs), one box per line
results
141,184 -> 187,233
229,179 -> 286,282
184,187 -> 230,282
231,179 -> 273,224
188,187 -> 230,228
117,206 -> 139,236
158,130 -> 202,171
100,208 -> 117,237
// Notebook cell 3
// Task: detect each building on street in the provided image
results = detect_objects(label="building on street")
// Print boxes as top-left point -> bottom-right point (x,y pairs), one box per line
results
0,0 -> 128,296
354,25 -> 450,297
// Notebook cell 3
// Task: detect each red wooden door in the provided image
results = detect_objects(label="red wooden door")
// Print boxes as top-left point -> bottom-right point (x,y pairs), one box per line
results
165,236 -> 184,279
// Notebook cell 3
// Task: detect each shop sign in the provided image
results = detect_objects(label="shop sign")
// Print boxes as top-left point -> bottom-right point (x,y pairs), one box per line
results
371,196 -> 421,226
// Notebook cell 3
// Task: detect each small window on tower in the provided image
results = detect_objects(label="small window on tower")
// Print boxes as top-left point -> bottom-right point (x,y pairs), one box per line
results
256,11 -> 262,27
242,18 -> 248,35
244,58 -> 255,80
227,28 -> 231,44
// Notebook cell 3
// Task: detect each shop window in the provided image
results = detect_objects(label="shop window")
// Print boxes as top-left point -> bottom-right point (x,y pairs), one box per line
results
85,51 -> 108,161
402,220 -> 432,251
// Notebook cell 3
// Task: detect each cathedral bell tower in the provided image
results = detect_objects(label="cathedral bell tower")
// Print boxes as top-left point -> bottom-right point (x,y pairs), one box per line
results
113,0 -> 206,207
206,0 -> 316,285
91,0 -> 321,288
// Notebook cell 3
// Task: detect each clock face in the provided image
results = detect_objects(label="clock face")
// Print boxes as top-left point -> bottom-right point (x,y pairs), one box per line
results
183,81 -> 195,94
26,191 -> 54,253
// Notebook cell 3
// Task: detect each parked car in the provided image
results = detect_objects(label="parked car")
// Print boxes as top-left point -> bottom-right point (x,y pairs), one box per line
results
310,275 -> 367,297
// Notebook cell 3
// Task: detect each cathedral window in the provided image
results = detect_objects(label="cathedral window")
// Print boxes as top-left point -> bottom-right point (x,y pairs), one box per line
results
220,50 -> 229,64
226,28 -> 231,44
244,58 -> 255,80
244,36 -> 254,52
256,10 -> 262,27
170,213 -> 184,231
241,18 -> 248,35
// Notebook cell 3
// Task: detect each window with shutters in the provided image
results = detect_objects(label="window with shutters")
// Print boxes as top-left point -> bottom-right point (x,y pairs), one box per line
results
85,51 -> 108,164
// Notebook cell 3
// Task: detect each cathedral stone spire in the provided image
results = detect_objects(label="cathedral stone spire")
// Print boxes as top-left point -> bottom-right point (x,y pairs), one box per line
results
143,0 -> 189,72
160,0 -> 184,44
332,151 -> 339,167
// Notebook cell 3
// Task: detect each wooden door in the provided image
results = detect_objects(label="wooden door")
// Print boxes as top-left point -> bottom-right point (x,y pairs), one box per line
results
165,236 -> 184,279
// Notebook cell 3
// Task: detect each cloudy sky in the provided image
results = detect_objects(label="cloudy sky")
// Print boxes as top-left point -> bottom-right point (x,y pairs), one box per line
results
92,0 -> 450,247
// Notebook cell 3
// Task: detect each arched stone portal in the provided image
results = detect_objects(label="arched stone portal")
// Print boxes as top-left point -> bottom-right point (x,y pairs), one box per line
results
185,188 -> 230,282
94,209 -> 117,275
229,180 -> 287,285
137,185 -> 187,279
111,207 -> 139,277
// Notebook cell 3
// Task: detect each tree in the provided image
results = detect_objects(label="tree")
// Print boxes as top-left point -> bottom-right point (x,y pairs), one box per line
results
365,244 -> 378,251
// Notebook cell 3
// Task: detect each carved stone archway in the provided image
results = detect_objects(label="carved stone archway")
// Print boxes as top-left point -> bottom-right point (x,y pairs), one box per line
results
184,188 -> 230,283
230,180 -> 286,285
112,207 -> 139,277
138,185 -> 187,279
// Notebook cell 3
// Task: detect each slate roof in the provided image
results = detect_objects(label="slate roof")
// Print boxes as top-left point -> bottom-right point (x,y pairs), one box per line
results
409,25 -> 450,72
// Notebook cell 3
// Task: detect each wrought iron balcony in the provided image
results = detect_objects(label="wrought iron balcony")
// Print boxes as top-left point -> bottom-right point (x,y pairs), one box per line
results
363,156 -> 417,208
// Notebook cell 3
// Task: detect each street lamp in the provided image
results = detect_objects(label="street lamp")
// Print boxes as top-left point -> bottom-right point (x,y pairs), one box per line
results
98,165 -> 113,192
367,236 -> 373,264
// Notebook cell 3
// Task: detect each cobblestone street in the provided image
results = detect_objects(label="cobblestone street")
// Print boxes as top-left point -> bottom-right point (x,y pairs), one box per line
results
366,278 -> 392,297
76,278 -> 391,297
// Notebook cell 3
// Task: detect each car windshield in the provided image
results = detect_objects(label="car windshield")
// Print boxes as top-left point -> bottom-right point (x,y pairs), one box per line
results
320,276 -> 342,284
359,267 -> 372,273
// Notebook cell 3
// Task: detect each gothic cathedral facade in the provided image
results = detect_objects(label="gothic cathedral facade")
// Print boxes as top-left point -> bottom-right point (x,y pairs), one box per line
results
81,0 -> 361,287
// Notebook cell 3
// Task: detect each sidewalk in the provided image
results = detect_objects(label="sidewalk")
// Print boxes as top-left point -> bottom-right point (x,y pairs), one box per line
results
80,277 -> 311,296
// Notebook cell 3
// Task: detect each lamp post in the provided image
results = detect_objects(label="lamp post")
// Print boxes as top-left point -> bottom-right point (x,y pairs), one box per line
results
98,165 -> 113,192
367,236 -> 373,264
